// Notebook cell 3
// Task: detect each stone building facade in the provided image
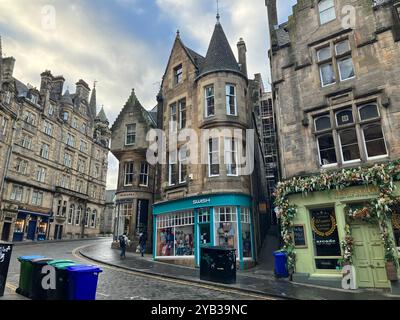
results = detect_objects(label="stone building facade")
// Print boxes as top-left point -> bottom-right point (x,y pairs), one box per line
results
110,90 -> 157,252
0,38 -> 110,241
266,0 -> 400,291
100,189 -> 116,235
151,18 -> 267,270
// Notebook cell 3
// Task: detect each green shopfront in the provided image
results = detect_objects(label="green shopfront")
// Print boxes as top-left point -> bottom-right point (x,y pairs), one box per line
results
285,184 -> 400,292
152,193 -> 255,270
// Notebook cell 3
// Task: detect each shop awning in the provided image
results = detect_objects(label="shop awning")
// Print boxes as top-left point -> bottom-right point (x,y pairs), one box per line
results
18,210 -> 51,218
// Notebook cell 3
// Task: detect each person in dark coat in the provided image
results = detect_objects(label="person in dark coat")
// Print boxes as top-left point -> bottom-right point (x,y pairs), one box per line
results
139,231 -> 147,257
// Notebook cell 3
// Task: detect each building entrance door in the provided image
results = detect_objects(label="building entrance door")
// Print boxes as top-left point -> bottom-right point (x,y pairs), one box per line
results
54,225 -> 63,240
27,220 -> 37,240
1,223 -> 11,241
352,222 -> 390,288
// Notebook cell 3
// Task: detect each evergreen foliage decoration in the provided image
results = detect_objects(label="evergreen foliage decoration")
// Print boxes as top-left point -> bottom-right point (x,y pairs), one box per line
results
274,160 -> 400,273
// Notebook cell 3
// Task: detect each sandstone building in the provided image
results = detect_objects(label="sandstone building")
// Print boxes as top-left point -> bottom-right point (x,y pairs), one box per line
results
266,0 -> 400,291
110,15 -> 268,269
0,38 -> 110,241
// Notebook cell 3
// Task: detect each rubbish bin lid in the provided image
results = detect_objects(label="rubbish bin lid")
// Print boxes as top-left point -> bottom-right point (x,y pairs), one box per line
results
273,251 -> 287,257
53,262 -> 78,270
47,259 -> 76,266
66,265 -> 103,273
31,258 -> 54,264
18,255 -> 46,261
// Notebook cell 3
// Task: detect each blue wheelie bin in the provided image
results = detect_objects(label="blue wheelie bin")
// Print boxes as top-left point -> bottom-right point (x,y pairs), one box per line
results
66,265 -> 103,300
273,251 -> 289,278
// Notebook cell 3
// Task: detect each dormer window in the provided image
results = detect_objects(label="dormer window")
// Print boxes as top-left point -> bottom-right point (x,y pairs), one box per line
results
174,64 -> 183,84
318,0 -> 336,25
30,94 -> 38,105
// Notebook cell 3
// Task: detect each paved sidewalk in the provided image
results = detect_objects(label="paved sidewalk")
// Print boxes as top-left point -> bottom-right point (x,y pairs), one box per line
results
79,241 -> 400,300
0,286 -> 28,301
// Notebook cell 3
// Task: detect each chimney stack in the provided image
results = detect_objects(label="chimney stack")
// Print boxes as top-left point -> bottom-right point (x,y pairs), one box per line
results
2,57 -> 15,81
75,79 -> 90,102
40,70 -> 53,95
265,0 -> 279,48
237,38 -> 248,78
50,76 -> 65,101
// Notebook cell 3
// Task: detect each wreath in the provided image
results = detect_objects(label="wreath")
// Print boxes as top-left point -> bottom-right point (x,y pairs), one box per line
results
311,215 -> 337,237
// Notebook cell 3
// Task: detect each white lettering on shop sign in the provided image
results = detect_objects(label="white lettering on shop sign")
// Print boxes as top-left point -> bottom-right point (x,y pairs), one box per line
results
193,199 -> 211,205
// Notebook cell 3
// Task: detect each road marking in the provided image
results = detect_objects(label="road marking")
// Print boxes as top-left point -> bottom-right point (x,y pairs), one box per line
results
97,292 -> 110,297
72,244 -> 279,301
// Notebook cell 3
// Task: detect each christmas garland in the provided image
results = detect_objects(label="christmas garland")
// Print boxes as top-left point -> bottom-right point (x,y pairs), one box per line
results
274,160 -> 400,273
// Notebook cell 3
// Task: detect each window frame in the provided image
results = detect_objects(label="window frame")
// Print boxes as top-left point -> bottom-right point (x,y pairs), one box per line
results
338,128 -> 361,164
124,162 -> 135,186
174,64 -> 183,85
208,137 -> 220,177
139,162 -> 149,187
361,124 -> 388,161
226,84 -> 237,116
224,137 -> 239,176
316,133 -> 338,168
205,85 -> 215,118
125,124 -> 136,146
179,99 -> 186,129
318,0 -> 336,25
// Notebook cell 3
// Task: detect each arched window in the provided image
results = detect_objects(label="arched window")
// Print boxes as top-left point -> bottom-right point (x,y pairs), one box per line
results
68,204 -> 75,225
359,103 -> 379,121
336,108 -> 354,126
318,0 -> 336,25
76,206 -> 82,226
85,208 -> 90,227
314,115 -> 331,132
91,210 -> 97,228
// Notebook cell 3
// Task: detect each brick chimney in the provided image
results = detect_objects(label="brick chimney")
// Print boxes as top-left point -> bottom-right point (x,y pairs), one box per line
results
50,75 -> 65,101
75,79 -> 90,102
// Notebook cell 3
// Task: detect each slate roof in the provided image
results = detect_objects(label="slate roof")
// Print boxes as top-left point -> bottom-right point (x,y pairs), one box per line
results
111,89 -> 156,132
15,79 -> 29,97
185,46 -> 205,70
276,23 -> 290,47
198,22 -> 242,77
60,90 -> 73,105
96,106 -> 109,124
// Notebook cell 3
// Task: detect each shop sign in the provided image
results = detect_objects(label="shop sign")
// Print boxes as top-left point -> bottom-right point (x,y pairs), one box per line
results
333,186 -> 379,199
293,225 -> 307,248
193,198 -> 211,205
117,192 -> 135,200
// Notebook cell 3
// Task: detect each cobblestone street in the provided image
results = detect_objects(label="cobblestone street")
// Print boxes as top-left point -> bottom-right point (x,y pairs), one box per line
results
3,239 -> 267,300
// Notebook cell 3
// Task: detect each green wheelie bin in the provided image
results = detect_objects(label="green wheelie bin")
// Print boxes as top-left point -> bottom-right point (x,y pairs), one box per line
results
16,255 -> 46,297
29,258 -> 55,300
47,261 -> 78,300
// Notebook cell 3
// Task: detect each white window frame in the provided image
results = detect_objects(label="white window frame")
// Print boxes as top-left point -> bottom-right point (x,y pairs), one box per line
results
139,162 -> 149,187
205,85 -> 215,118
318,0 -> 336,25
314,115 -> 332,132
64,153 -> 72,168
225,84 -> 237,116
358,103 -> 380,122
319,62 -> 335,87
91,210 -> 97,228
316,134 -> 338,168
16,159 -> 28,174
361,124 -> 388,161
80,140 -> 87,153
170,103 -> 177,133
338,129 -> 361,164
174,64 -> 183,84
76,206 -> 82,225
40,143 -> 50,159
43,121 -> 53,136
31,190 -> 43,206
224,137 -> 239,176
85,208 -> 90,227
68,204 -> 75,224
125,124 -> 136,145
124,162 -> 134,186
11,185 -> 23,202
208,138 -> 220,177
36,166 -> 46,183
1,116 -> 9,135
48,104 -> 54,116
21,134 -> 32,149
335,108 -> 354,127
168,153 -> 177,186
179,99 -> 186,129
178,148 -> 187,184
337,56 -> 355,82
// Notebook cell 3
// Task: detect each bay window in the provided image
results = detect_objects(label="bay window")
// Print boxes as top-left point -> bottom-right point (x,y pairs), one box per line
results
225,137 -> 238,176
241,208 -> 252,258
139,162 -> 149,186
215,207 -> 238,251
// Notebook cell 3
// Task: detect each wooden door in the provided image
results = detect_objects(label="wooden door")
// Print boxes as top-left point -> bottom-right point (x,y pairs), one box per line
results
352,222 -> 390,288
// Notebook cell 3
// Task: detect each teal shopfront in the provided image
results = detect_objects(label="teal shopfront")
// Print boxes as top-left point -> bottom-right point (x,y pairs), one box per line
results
152,193 -> 254,270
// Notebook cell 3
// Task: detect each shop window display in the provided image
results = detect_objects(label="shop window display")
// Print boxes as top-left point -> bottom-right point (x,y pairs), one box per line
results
215,207 -> 238,251
157,211 -> 195,257
241,208 -> 252,258
14,219 -> 25,233
199,208 -> 211,245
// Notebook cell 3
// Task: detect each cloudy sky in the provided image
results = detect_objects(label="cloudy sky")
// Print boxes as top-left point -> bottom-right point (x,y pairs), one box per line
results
0,0 -> 297,189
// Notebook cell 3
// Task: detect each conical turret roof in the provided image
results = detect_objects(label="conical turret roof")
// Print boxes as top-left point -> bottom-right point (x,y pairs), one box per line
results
61,90 -> 73,105
96,106 -> 109,124
199,22 -> 242,77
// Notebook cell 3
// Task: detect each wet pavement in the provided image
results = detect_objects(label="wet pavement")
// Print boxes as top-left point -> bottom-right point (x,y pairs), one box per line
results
80,240 -> 400,300
1,239 -> 269,300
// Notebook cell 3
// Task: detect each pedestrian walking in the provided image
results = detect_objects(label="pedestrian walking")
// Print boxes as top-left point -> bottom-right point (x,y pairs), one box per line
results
119,233 -> 129,259
139,231 -> 147,257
